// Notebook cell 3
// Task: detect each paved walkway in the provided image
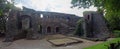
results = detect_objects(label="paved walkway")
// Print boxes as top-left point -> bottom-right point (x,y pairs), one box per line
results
0,35 -> 103,49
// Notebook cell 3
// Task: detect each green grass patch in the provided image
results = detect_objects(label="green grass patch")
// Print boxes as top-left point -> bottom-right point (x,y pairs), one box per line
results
84,38 -> 120,49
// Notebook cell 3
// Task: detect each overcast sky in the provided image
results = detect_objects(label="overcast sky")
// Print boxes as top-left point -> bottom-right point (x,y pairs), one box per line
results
11,0 -> 97,16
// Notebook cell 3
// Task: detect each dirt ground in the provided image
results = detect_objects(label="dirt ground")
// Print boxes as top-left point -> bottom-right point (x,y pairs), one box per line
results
0,34 -> 103,49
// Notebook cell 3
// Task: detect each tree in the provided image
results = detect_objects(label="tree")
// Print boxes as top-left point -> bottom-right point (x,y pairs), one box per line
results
0,0 -> 14,33
104,0 -> 120,30
71,0 -> 104,9
74,19 -> 84,36
71,0 -> 120,30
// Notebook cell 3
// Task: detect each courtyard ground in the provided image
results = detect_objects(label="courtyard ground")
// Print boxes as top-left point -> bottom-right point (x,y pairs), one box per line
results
0,34 -> 103,49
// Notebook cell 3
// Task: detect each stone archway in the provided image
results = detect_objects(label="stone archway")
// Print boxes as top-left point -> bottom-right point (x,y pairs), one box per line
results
56,27 -> 59,33
47,26 -> 51,33
22,18 -> 30,30
18,15 -> 32,30
38,25 -> 42,33
18,15 -> 32,38
21,16 -> 31,30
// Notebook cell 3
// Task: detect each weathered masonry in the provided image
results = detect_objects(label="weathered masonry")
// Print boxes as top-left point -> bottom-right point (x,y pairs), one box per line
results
4,7 -> 110,42
5,7 -> 80,41
83,11 -> 110,40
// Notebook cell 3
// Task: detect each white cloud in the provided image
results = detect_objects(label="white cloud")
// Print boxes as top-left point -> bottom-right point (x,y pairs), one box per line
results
14,3 -> 23,9
14,0 -> 97,16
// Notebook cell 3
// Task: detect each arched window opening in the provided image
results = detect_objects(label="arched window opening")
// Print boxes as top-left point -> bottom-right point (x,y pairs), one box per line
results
56,27 -> 59,32
87,15 -> 90,20
40,14 -> 43,18
22,18 -> 30,30
38,25 -> 42,33
20,15 -> 31,30
47,26 -> 51,33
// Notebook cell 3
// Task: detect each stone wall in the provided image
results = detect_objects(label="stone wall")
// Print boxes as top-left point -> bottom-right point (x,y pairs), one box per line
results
4,7 -> 80,41
83,11 -> 110,40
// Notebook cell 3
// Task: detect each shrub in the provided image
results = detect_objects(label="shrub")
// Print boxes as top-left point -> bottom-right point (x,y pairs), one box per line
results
113,30 -> 120,37
74,19 -> 84,36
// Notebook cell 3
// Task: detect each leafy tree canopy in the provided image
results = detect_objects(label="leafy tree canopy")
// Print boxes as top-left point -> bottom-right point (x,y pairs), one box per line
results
0,0 -> 15,32
71,0 -> 120,30
71,0 -> 120,12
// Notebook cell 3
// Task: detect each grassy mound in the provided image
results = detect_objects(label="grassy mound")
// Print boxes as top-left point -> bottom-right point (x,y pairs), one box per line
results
84,38 -> 120,49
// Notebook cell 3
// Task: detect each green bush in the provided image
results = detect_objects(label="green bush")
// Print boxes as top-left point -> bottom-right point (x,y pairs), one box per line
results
74,19 -> 84,36
113,30 -> 120,37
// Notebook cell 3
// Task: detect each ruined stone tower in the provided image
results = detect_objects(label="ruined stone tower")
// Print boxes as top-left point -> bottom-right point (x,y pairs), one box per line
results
83,11 -> 110,40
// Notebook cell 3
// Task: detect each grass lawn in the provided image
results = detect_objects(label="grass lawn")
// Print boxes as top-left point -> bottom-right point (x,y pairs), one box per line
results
84,38 -> 120,49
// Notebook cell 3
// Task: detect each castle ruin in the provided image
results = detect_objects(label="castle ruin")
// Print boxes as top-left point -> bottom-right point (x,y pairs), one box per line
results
5,7 -> 80,41
4,7 -> 110,42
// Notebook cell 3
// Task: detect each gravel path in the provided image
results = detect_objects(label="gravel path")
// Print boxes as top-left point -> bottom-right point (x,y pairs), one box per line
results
0,35 -> 103,49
